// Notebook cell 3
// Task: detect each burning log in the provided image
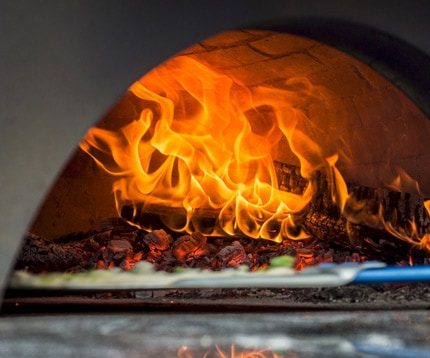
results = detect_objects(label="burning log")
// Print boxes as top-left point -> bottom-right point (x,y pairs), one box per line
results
276,161 -> 429,227
302,211 -> 426,264
298,169 -> 430,263
122,162 -> 429,241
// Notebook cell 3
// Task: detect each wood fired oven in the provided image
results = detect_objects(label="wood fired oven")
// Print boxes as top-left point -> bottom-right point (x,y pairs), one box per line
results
2,1 -> 430,356
2,1 -> 430,350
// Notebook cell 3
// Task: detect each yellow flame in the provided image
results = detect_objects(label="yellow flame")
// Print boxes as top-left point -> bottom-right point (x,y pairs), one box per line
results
80,55 -> 350,242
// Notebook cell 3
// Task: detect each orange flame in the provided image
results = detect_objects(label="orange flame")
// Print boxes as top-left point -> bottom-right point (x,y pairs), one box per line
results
381,198 -> 430,253
425,200 -> 430,216
344,167 -> 430,254
380,169 -> 430,252
79,49 -> 430,254
386,167 -> 423,195
80,55 -> 347,242
178,345 -> 287,358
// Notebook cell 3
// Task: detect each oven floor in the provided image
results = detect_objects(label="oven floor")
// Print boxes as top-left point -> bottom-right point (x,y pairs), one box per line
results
0,311 -> 428,357
3,284 -> 430,313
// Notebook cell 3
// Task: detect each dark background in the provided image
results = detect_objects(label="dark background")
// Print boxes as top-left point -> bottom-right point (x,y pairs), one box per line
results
1,0 -> 430,294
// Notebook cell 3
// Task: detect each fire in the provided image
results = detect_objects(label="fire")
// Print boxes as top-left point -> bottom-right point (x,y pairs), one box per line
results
379,203 -> 430,256
425,200 -> 430,218
343,167 -> 430,254
177,345 -> 286,358
383,169 -> 430,252
81,55 -> 345,242
80,52 -> 429,251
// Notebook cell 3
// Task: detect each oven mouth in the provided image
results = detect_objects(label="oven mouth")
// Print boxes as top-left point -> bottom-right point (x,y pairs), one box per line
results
5,23 -> 430,312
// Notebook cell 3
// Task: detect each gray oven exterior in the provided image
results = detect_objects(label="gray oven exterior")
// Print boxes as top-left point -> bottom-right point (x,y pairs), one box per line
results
1,0 -> 430,297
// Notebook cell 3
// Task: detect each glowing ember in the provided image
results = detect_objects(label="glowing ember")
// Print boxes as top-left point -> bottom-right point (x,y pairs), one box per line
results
172,232 -> 209,262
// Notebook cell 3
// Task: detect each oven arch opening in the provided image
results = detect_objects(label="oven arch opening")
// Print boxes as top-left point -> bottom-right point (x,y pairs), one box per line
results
3,9 -> 430,298
10,27 -> 430,287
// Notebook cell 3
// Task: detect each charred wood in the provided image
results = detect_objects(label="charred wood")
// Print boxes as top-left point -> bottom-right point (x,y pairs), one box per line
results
15,233 -> 99,273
